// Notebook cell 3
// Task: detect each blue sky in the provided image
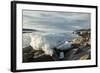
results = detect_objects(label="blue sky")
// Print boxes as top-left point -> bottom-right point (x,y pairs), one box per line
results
23,10 -> 90,33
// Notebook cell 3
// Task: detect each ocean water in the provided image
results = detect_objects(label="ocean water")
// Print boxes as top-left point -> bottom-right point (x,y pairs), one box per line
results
22,10 -> 90,56
22,31 -> 78,56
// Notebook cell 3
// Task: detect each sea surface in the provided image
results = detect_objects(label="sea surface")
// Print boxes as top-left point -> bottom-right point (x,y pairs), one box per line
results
22,30 -> 78,49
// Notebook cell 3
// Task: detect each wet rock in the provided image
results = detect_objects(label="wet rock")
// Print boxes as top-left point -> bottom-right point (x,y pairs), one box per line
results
23,28 -> 91,62
23,46 -> 55,62
64,48 -> 78,60
23,46 -> 33,53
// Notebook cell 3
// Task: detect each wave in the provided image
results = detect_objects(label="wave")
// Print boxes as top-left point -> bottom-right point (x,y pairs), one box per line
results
29,32 -> 78,56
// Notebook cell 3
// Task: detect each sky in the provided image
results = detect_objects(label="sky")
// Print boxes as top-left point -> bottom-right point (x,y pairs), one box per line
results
23,10 -> 90,33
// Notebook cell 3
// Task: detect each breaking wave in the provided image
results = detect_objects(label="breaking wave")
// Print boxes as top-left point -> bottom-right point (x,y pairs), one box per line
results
29,32 -> 78,56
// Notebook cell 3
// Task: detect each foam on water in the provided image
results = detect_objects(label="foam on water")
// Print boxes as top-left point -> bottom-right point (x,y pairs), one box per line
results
22,33 -> 31,48
29,32 -> 78,56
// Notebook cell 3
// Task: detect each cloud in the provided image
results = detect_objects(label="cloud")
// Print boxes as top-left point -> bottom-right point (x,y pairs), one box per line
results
23,10 -> 90,33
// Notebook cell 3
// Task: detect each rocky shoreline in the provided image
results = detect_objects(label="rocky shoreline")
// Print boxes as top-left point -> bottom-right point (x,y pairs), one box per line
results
23,29 -> 91,63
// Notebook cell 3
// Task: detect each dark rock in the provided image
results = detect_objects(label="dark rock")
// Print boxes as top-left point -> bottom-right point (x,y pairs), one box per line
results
64,48 -> 78,60
23,46 -> 33,53
23,28 -> 91,62
23,46 -> 55,62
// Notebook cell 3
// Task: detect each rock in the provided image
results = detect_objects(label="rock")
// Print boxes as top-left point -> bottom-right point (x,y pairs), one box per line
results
80,54 -> 90,60
64,48 -> 78,60
23,28 -> 91,62
23,46 -> 56,62
32,54 -> 55,62
23,46 -> 34,62
59,52 -> 64,59
23,46 -> 33,53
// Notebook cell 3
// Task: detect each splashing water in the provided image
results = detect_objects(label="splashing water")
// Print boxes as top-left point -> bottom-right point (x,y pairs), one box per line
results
29,32 -> 78,56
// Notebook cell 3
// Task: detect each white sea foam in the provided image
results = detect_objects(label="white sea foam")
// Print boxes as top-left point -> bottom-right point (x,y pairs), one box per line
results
57,41 -> 71,50
22,33 -> 31,48
22,31 -> 78,56
29,32 -> 77,56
